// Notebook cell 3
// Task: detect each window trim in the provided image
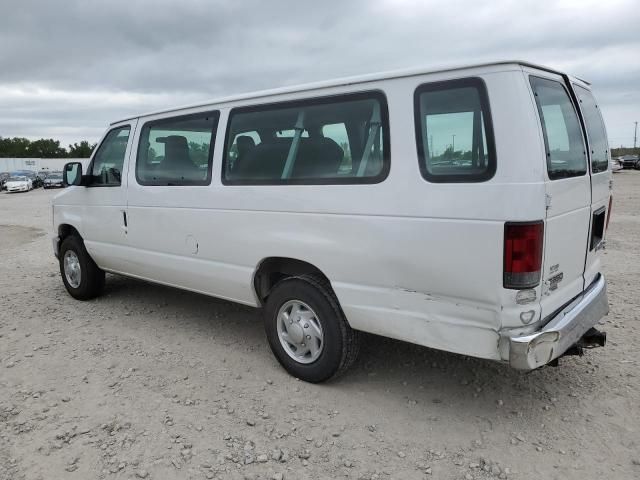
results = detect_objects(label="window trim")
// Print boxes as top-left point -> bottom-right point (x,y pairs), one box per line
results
529,75 -> 588,181
413,77 -> 497,183
86,125 -> 132,188
135,110 -> 220,187
221,90 -> 391,186
573,84 -> 609,175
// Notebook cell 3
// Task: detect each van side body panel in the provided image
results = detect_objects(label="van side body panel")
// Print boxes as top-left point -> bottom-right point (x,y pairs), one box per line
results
53,120 -> 138,273
51,62 -> 608,366
115,67 -> 544,360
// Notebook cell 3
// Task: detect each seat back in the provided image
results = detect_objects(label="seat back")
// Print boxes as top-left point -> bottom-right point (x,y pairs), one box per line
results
234,137 -> 344,181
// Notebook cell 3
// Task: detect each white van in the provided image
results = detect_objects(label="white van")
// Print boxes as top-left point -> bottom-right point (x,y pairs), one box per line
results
53,61 -> 611,382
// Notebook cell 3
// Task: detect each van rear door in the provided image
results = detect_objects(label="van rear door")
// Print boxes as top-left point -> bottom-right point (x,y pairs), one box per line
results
528,74 -> 591,318
572,84 -> 611,287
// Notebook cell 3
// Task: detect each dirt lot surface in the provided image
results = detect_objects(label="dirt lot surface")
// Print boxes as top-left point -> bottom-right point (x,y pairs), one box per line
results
1,174 -> 638,480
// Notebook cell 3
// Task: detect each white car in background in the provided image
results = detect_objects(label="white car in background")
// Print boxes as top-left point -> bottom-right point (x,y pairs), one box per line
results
611,158 -> 623,172
5,176 -> 33,193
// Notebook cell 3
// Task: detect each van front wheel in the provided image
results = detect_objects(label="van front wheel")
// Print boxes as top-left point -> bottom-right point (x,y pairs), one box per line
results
264,274 -> 360,383
59,235 -> 105,300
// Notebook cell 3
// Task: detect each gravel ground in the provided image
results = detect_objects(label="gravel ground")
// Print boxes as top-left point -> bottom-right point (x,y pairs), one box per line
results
1,173 -> 638,480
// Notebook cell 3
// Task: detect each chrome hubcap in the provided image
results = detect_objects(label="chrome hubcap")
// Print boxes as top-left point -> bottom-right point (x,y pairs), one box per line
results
277,300 -> 323,364
63,250 -> 81,288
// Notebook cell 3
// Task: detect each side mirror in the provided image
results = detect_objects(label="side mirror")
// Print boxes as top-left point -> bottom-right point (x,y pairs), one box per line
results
63,162 -> 83,186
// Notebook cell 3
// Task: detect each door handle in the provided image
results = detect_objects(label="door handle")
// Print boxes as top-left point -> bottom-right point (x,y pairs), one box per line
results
122,210 -> 128,233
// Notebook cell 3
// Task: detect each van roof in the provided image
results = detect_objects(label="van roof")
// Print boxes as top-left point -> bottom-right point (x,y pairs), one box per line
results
112,60 -> 588,125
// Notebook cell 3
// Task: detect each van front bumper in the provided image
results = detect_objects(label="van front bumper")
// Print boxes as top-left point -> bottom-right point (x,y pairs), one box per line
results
506,274 -> 608,370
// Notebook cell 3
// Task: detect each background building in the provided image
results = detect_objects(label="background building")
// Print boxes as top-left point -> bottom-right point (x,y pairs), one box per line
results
0,158 -> 90,172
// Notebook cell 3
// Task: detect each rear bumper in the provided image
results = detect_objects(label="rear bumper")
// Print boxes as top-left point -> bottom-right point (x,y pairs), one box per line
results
506,274 -> 608,370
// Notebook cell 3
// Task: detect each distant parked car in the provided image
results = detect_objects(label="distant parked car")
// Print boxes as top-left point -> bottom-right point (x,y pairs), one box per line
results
611,158 -> 623,172
43,172 -> 64,189
37,170 -> 51,180
619,154 -> 639,169
0,172 -> 10,191
4,175 -> 33,193
12,170 -> 42,188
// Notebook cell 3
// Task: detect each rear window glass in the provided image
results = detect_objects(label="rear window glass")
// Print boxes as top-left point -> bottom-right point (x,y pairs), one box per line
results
222,92 -> 389,185
414,77 -> 496,182
574,85 -> 609,174
529,76 -> 587,180
136,111 -> 219,186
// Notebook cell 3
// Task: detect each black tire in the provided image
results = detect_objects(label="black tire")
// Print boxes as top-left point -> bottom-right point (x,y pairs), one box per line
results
264,274 -> 360,383
59,235 -> 105,300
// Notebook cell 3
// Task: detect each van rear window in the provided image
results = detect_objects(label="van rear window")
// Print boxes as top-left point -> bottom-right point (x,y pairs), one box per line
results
222,92 -> 389,185
414,77 -> 496,183
529,77 -> 587,180
574,85 -> 609,174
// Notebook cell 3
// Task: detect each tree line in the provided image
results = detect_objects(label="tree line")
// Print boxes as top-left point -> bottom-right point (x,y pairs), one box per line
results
0,137 -> 96,158
611,147 -> 640,157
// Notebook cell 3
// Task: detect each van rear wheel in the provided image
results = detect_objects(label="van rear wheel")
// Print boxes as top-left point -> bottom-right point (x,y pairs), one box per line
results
59,235 -> 105,300
264,274 -> 360,383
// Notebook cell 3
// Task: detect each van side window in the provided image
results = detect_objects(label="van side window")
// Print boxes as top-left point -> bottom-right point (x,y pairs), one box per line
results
323,123 -> 353,174
136,111 -> 219,186
414,78 -> 496,183
529,77 -> 587,180
90,126 -> 131,186
574,85 -> 609,174
227,130 -> 261,173
222,92 -> 389,185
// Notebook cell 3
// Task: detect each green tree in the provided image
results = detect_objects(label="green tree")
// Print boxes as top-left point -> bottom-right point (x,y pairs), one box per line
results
26,138 -> 66,158
68,141 -> 96,158
188,141 -> 209,166
0,137 -> 31,157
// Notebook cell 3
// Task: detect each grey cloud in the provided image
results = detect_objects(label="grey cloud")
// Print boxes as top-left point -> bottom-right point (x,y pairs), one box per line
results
0,0 -> 638,145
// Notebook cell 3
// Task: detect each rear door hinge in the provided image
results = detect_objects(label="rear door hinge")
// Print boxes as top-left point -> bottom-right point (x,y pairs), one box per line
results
545,194 -> 552,210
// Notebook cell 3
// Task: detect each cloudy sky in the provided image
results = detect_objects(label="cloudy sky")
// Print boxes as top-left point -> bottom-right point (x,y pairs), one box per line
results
1,0 -> 639,148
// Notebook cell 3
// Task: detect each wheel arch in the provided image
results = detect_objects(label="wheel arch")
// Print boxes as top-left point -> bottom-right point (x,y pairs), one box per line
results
253,257 -> 333,306
58,223 -> 82,242
54,223 -> 83,258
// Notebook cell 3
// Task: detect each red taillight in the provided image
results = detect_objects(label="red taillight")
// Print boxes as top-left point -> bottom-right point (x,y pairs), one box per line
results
504,221 -> 544,289
605,196 -> 612,231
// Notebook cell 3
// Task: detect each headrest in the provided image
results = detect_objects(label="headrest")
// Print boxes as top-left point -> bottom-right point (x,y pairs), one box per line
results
159,135 -> 190,164
236,135 -> 256,150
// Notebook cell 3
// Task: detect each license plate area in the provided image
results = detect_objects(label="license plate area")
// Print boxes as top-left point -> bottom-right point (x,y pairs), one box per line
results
589,207 -> 605,251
